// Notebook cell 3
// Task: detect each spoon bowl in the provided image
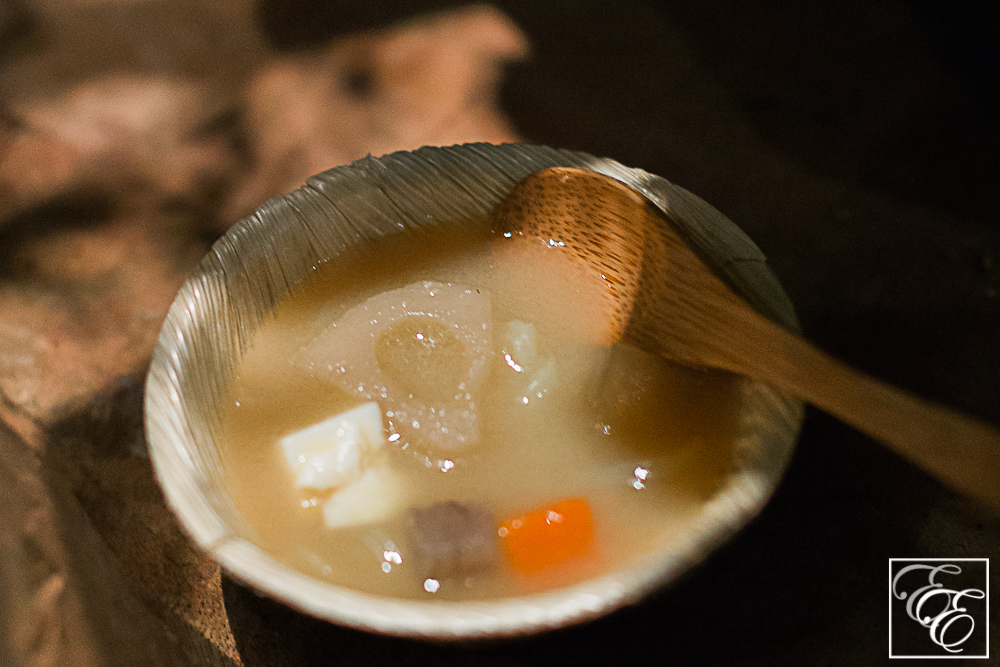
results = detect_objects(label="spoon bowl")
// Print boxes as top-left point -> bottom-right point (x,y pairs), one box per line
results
500,166 -> 1000,514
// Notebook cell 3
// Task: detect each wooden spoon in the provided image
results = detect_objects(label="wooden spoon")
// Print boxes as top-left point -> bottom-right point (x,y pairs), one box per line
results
492,166 -> 1000,514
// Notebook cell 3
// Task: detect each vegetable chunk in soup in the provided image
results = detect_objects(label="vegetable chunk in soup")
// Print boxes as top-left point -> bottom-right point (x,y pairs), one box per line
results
305,280 -> 493,452
220,223 -> 744,601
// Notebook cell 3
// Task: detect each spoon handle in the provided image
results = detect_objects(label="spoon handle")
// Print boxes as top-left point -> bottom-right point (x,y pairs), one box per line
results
739,309 -> 1000,511
633,213 -> 1000,513
499,166 -> 1000,513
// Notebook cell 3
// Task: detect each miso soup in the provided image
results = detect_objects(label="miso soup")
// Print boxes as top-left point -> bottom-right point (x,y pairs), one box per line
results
220,223 -> 744,601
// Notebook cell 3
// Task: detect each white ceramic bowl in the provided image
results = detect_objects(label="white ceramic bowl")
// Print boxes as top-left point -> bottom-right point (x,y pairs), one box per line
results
144,143 -> 802,640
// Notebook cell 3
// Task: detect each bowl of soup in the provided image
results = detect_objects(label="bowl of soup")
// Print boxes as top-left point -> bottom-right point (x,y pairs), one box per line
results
144,143 -> 803,639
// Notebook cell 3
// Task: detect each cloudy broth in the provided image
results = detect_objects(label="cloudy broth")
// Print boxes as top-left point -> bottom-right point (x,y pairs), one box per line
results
220,224 -> 743,601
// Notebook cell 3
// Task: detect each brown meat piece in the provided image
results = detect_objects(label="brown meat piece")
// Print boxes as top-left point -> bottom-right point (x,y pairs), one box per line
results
408,500 -> 499,580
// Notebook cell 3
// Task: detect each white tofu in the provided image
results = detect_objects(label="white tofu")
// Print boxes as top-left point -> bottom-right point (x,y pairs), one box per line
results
322,467 -> 403,529
504,320 -> 538,368
523,358 -> 556,404
499,320 -> 557,407
280,402 -> 385,491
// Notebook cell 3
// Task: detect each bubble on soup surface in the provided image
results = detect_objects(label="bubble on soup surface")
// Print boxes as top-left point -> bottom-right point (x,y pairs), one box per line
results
303,281 -> 492,451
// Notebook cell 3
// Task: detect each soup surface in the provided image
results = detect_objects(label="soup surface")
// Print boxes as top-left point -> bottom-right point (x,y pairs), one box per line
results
220,223 -> 744,601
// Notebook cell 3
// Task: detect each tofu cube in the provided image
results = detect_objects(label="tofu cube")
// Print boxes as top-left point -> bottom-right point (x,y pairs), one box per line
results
504,320 -> 538,368
280,402 -> 385,490
322,467 -> 403,529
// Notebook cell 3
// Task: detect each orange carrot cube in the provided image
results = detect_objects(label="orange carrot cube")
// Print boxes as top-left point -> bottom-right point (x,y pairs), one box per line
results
498,498 -> 594,574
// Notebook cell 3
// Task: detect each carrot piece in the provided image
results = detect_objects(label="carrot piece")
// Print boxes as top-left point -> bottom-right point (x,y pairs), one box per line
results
498,498 -> 594,574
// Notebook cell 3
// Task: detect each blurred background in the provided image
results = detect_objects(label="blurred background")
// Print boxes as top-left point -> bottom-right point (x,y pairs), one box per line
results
1,0 -> 997,665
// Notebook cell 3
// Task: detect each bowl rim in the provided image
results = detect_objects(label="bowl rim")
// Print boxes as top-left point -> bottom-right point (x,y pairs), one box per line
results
144,142 -> 802,639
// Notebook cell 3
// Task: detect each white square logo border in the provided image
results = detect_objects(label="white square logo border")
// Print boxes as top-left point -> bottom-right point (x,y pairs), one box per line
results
889,558 -> 989,659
